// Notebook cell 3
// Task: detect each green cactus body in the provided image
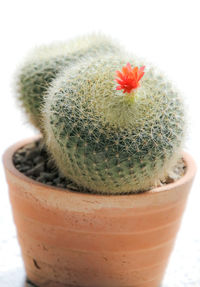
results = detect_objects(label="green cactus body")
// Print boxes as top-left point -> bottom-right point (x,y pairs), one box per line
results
43,55 -> 186,194
16,34 -> 122,129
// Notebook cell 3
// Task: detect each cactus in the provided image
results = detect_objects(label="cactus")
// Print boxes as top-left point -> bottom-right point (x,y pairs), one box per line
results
16,34 -> 122,129
42,54 -> 185,194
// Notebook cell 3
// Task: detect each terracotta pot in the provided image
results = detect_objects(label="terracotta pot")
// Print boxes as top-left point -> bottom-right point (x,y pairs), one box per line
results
3,137 -> 196,287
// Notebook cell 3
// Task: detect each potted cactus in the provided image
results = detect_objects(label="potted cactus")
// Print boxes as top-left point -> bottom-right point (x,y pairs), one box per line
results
3,34 -> 196,287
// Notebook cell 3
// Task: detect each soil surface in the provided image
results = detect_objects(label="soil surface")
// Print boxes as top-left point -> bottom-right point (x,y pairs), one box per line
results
13,139 -> 185,193
13,139 -> 80,191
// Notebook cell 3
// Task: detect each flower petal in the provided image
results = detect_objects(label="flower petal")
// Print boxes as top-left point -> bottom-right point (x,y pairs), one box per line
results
115,63 -> 145,94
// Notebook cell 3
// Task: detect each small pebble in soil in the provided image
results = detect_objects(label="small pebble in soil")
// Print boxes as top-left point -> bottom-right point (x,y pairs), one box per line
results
13,139 -> 186,193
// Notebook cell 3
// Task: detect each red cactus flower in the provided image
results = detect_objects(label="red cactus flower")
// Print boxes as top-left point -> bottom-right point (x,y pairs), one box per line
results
115,63 -> 145,94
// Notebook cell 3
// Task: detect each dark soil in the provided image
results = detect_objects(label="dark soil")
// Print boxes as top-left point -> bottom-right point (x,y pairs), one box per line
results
13,139 -> 80,191
13,139 -> 185,192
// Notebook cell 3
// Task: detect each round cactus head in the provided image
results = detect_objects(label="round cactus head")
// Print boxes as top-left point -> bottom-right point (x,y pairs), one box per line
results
43,54 -> 186,194
16,34 -> 122,129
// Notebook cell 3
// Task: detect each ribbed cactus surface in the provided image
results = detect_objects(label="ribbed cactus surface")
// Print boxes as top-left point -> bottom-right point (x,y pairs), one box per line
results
16,34 -> 122,128
43,55 -> 185,194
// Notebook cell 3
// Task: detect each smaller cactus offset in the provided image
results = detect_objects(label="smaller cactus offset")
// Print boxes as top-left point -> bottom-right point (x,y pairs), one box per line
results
42,54 -> 185,194
16,34 -> 122,129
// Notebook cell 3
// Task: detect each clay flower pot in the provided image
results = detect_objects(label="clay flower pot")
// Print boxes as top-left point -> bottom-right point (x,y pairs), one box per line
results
3,137 -> 196,287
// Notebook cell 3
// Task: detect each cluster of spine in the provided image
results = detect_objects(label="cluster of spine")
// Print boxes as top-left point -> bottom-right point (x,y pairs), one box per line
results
42,54 -> 185,194
16,34 -> 186,194
16,34 -> 122,129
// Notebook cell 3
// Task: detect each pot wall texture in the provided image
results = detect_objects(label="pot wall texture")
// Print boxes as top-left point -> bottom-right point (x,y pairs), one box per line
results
3,138 -> 196,287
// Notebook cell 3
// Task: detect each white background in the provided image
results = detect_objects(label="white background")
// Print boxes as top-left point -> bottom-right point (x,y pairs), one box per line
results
0,0 -> 200,286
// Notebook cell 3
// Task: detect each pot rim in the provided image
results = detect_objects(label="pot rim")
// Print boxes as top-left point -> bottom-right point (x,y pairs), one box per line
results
2,136 -> 197,199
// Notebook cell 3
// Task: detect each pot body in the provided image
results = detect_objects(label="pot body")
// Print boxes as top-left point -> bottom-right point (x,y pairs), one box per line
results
3,138 -> 196,287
